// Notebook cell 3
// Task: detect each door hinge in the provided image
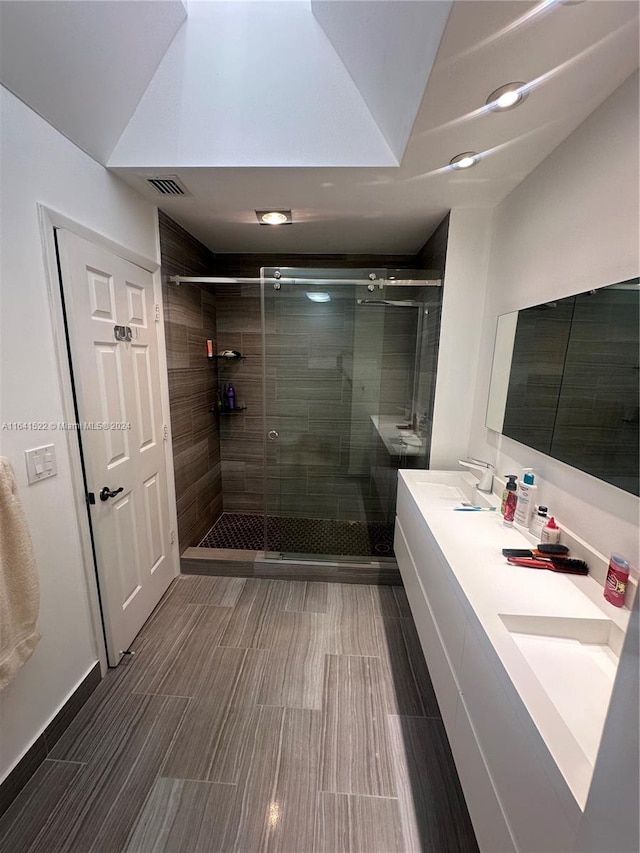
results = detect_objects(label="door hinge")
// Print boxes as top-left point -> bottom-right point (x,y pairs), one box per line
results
170,529 -> 176,545
163,424 -> 169,441
155,303 -> 161,323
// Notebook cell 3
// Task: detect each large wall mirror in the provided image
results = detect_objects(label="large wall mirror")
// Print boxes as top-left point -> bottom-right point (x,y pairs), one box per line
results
486,278 -> 639,496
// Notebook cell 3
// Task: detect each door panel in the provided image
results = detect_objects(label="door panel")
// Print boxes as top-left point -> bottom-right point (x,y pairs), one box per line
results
132,344 -> 155,450
88,268 -> 115,319
126,281 -> 146,326
95,344 -> 130,466
142,473 -> 165,572
57,229 -> 174,665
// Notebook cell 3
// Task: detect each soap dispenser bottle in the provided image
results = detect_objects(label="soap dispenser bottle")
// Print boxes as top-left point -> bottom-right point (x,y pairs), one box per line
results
514,469 -> 537,528
503,475 -> 518,526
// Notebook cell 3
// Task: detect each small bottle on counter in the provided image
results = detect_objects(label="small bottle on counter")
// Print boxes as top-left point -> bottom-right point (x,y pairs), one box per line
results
540,516 -> 560,544
514,469 -> 537,528
503,475 -> 518,526
604,555 -> 630,608
529,505 -> 549,539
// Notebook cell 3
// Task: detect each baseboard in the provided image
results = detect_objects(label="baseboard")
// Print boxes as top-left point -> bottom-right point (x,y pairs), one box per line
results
0,661 -> 101,820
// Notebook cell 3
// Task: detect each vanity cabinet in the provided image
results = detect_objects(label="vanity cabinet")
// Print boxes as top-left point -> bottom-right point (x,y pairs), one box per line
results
393,471 -> 615,853
395,516 -> 519,851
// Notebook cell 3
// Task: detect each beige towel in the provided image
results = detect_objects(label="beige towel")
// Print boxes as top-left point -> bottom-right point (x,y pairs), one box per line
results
0,457 -> 41,691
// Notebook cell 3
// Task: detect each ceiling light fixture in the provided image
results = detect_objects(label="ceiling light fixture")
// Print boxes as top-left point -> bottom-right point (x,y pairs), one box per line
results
256,209 -> 292,225
449,152 -> 479,170
486,82 -> 528,111
306,292 -> 331,303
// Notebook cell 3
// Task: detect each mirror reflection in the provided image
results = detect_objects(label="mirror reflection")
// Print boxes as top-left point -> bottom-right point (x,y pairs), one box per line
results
487,279 -> 639,496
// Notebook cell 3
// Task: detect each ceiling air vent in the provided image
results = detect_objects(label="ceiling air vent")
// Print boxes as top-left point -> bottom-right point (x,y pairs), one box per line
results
146,176 -> 190,196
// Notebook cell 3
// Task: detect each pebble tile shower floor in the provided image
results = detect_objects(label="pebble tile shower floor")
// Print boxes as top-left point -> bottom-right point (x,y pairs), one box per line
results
0,575 -> 479,853
199,512 -> 396,557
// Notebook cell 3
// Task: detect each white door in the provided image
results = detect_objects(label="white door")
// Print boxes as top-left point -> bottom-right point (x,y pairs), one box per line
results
56,229 -> 175,666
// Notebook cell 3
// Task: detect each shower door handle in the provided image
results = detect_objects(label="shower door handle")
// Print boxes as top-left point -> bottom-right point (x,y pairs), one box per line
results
267,430 -> 279,441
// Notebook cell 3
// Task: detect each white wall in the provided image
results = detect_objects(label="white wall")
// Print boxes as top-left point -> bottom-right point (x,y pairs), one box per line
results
433,71 -> 639,853
0,86 -> 159,782
466,70 -> 639,565
430,208 -> 492,469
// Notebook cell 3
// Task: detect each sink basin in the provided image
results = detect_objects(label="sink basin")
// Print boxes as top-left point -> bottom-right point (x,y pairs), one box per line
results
409,471 -> 494,510
500,613 -> 617,767
392,434 -> 422,448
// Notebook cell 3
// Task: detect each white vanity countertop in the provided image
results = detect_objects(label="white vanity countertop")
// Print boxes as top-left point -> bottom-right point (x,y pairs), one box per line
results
370,415 -> 425,457
398,469 -> 631,809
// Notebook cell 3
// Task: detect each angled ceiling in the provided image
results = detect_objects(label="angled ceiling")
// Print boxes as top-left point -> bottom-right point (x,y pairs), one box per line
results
0,0 -> 638,255
0,0 -> 187,163
309,0 -> 452,161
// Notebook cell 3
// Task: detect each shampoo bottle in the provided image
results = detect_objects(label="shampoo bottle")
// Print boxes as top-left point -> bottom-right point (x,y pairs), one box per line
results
514,469 -> 537,528
227,382 -> 236,411
540,516 -> 560,544
503,475 -> 518,526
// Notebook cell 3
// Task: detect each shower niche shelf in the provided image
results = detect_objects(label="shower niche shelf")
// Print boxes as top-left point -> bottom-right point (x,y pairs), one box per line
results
210,406 -> 248,415
209,351 -> 246,362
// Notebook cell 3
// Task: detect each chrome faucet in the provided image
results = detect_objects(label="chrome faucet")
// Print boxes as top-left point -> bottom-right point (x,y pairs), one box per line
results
458,458 -> 494,493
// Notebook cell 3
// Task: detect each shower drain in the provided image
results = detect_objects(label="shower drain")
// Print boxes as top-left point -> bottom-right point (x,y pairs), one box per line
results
374,542 -> 391,554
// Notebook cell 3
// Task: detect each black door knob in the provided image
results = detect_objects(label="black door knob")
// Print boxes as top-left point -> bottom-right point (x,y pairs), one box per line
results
100,486 -> 124,502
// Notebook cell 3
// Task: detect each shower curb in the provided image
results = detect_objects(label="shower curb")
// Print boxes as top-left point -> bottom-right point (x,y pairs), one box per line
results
180,547 -> 401,585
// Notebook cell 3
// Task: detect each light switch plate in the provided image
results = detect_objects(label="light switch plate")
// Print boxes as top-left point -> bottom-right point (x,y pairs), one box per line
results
25,444 -> 57,484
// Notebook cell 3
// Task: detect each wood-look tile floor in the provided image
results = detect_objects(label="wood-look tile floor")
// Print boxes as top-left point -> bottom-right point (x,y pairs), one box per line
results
0,576 -> 479,853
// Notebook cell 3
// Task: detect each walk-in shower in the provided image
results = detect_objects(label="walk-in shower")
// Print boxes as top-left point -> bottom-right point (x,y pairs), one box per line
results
167,268 -> 442,567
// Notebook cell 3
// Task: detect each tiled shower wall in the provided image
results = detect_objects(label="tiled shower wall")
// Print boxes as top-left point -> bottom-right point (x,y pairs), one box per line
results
159,213 -> 450,537
159,212 -> 223,549
211,286 -> 265,514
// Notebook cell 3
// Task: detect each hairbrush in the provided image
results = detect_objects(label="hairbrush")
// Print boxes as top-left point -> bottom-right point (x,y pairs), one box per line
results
536,543 -> 569,555
501,545 -> 570,559
507,556 -> 588,575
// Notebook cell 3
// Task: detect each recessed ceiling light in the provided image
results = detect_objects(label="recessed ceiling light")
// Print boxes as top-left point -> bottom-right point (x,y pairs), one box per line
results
486,82 -> 528,111
449,152 -> 479,170
306,292 -> 331,303
256,209 -> 292,225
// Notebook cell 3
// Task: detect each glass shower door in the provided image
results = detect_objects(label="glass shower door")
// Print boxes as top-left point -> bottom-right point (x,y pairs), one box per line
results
262,268 -> 435,562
